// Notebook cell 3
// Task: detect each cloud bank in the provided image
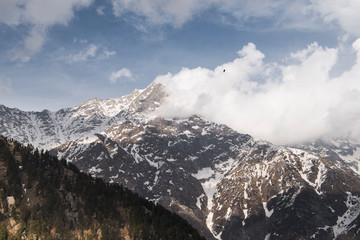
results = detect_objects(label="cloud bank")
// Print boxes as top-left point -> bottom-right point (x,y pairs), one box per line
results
155,39 -> 360,145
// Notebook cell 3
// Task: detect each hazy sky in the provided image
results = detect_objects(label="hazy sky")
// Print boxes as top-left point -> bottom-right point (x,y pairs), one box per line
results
1,0 -> 360,144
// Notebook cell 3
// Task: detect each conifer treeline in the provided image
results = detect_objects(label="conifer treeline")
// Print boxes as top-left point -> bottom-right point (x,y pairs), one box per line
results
0,136 -> 206,240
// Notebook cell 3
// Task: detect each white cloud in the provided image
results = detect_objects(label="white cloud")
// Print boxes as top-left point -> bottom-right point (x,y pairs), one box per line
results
24,26 -> 46,54
0,0 -> 93,61
100,50 -> 117,59
0,0 -> 24,25
73,37 -> 88,44
63,44 -> 116,63
111,0 -> 306,29
22,0 -> 92,26
0,76 -> 12,93
156,39 -> 360,144
96,6 -> 105,16
110,0 -> 360,35
109,68 -> 133,84
112,0 -> 211,27
67,44 -> 98,62
9,25 -> 47,63
218,0 -> 301,20
352,38 -> 360,62
311,0 -> 360,36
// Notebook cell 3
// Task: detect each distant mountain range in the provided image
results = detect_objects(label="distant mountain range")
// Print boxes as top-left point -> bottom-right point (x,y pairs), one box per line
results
1,82 -> 360,239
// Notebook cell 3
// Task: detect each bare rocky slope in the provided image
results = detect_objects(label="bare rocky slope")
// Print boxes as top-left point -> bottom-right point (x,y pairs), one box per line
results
1,82 -> 360,239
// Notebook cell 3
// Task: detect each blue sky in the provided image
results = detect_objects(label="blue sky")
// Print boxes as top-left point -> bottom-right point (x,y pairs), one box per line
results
0,0 -> 360,131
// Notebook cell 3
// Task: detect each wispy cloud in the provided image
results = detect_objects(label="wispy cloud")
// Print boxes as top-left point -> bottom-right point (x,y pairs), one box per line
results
311,0 -> 360,36
0,76 -> 12,93
67,44 -> 98,63
64,44 -> 116,63
110,0 -> 360,36
96,6 -> 105,16
109,68 -> 133,84
156,38 -> 360,144
0,0 -> 93,62
73,38 -> 88,44
111,0 -> 210,28
98,50 -> 117,60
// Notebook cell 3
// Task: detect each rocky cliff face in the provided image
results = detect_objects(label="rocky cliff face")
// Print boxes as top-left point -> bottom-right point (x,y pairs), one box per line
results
1,82 -> 360,239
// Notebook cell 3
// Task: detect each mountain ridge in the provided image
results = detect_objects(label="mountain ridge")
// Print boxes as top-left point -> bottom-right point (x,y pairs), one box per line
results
1,82 -> 360,239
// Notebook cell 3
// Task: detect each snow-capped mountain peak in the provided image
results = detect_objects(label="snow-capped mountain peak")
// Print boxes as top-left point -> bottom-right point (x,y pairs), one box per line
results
1,82 -> 360,240
0,82 -> 165,150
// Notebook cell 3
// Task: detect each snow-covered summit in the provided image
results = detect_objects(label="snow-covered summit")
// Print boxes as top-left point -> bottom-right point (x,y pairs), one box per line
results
0,82 -> 165,149
1,81 -> 360,239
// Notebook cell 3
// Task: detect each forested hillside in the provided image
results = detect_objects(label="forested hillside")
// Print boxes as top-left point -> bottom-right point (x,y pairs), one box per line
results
0,136 -> 205,240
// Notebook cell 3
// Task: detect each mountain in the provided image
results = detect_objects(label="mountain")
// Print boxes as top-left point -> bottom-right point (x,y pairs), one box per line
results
1,82 -> 360,239
0,82 -> 164,150
293,138 -> 360,175
0,136 -> 205,239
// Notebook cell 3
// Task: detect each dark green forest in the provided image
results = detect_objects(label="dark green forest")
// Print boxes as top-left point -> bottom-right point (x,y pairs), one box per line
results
0,136 -> 205,240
